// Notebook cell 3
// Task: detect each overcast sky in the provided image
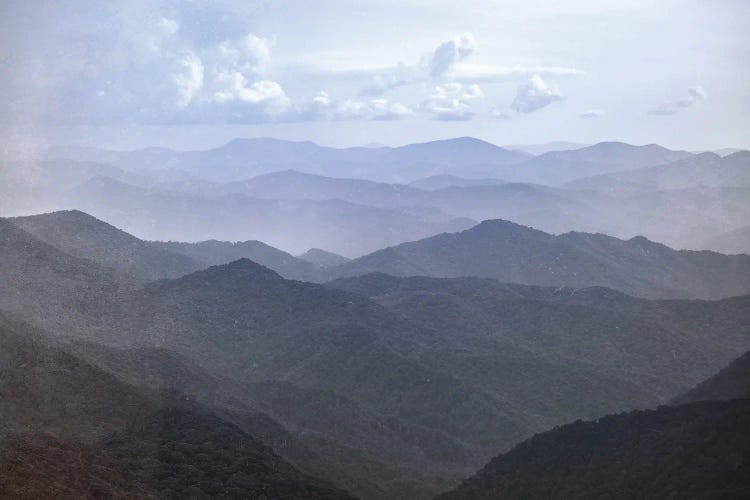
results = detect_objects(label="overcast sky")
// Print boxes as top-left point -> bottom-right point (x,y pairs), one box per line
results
1,0 -> 748,152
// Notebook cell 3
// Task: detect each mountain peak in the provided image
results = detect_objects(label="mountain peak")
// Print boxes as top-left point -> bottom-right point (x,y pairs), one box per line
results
181,258 -> 284,285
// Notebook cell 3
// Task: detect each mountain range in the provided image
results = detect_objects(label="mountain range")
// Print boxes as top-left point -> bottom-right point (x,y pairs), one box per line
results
2,213 -> 749,498
5,138 -> 749,254
3,135 -> 750,498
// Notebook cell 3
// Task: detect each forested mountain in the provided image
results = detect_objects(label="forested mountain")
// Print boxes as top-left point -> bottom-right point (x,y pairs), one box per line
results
328,219 -> 750,299
438,349 -> 750,499
11,210 -> 198,281
2,213 -> 749,498
0,313 -> 356,499
153,239 -> 321,281
437,399 -> 750,500
671,351 -> 750,404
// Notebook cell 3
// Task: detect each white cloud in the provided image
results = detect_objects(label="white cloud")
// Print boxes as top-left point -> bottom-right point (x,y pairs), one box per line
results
305,91 -> 412,121
580,109 -> 604,119
168,33 -> 290,121
428,32 -> 477,78
174,53 -> 205,108
511,75 -> 562,113
421,82 -> 484,120
490,108 -> 512,119
648,86 -> 706,116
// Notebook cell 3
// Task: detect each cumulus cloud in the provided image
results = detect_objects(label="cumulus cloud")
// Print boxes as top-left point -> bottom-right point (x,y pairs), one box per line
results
305,91 -> 412,121
174,53 -> 205,108
428,32 -> 477,78
421,83 -> 484,120
580,109 -> 604,119
511,75 -> 562,113
648,86 -> 706,116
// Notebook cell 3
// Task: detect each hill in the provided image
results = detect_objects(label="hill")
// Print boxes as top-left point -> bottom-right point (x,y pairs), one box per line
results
327,219 -> 750,299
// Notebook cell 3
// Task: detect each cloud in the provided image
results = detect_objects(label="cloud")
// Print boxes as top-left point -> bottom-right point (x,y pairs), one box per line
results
580,109 -> 604,119
421,83 -> 484,120
511,75 -> 562,113
428,32 -> 477,78
452,64 -> 583,82
648,86 -> 706,116
174,53 -> 205,108
490,108 -> 512,120
304,91 -> 412,121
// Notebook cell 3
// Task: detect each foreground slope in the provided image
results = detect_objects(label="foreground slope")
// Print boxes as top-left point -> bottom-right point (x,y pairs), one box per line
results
671,351 -> 750,404
439,350 -> 750,500
328,219 -> 750,299
0,314 -> 355,499
438,399 -> 750,500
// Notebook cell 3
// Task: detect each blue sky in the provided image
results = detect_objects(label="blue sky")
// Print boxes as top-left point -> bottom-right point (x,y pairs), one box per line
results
1,0 -> 748,151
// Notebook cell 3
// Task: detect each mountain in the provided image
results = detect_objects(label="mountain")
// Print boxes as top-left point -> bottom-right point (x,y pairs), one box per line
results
671,351 -> 750,405
327,273 -> 750,415
437,399 -> 750,500
408,175 -> 506,191
0,314 -> 355,499
4,229 -> 750,499
10,210 -> 198,281
503,142 -> 693,185
702,224 -> 750,255
0,159 -> 142,216
63,176 -> 475,257
49,137 -> 530,184
0,217 -> 134,336
298,248 -> 351,267
566,150 -> 750,192
504,141 -> 589,155
153,239 -> 322,281
327,219 -> 750,299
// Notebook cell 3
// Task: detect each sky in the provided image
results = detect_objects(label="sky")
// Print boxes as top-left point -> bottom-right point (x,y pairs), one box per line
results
1,0 -> 748,152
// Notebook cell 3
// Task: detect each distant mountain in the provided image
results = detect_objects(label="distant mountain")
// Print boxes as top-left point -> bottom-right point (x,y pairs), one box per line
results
153,239 -> 322,281
567,150 -> 750,192
327,219 -> 750,299
504,141 -> 589,155
503,142 -> 693,185
11,210 -> 198,281
438,399 -> 750,500
0,159 -> 142,216
671,351 -> 750,405
703,224 -> 750,255
408,175 -> 506,191
50,136 -> 530,183
714,147 -> 747,157
298,248 -> 351,267
62,176 -> 475,256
